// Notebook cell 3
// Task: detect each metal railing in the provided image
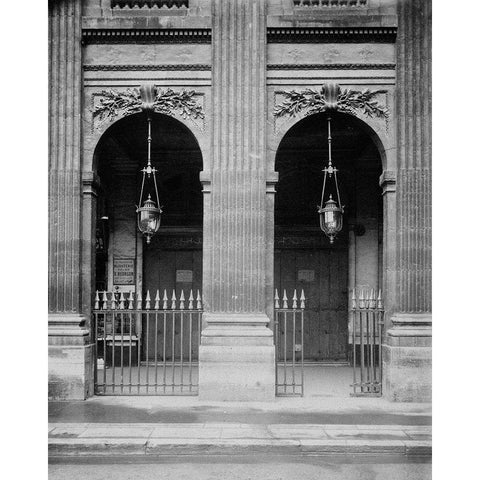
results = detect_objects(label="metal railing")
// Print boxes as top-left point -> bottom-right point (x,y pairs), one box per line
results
274,289 -> 305,397
350,288 -> 383,396
93,289 -> 202,396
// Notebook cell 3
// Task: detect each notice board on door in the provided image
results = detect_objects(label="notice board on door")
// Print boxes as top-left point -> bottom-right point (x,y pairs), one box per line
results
113,258 -> 135,285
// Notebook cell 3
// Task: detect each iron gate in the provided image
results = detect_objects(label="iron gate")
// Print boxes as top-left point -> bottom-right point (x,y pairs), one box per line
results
274,289 -> 305,397
93,289 -> 202,395
350,289 -> 384,396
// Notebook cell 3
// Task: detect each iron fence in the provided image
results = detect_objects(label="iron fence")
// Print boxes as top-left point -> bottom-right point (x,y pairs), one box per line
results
274,289 -> 305,397
93,289 -> 202,395
350,288 -> 384,396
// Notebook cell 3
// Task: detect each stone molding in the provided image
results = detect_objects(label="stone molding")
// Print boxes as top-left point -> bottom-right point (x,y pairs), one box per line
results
293,0 -> 368,6
267,63 -> 395,70
267,27 -> 397,43
385,314 -> 432,345
82,26 -> 396,44
82,28 -> 211,44
111,1 -> 189,8
85,63 -> 394,72
379,170 -> 396,194
84,64 -> 211,71
48,314 -> 90,344
82,172 -> 101,197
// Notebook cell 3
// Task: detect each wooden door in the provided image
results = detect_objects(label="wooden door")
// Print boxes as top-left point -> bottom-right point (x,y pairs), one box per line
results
274,248 -> 348,361
143,244 -> 202,361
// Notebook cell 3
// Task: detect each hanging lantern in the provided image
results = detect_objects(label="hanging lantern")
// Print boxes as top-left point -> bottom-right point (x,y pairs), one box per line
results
318,117 -> 344,244
136,114 -> 162,244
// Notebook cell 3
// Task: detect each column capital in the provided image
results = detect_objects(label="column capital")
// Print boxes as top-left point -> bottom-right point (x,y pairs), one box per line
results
266,172 -> 278,194
379,170 -> 396,194
82,171 -> 101,197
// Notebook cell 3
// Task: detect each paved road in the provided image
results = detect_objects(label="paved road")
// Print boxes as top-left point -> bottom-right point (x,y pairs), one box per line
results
49,455 -> 431,480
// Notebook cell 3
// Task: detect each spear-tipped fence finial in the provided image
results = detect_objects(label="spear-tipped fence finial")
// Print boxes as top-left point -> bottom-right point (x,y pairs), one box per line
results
137,292 -> 142,310
129,291 -> 134,310
102,290 -> 108,310
154,290 -> 160,310
359,289 -> 365,309
292,289 -> 298,309
163,289 -> 168,309
119,292 -> 125,310
145,290 -> 151,310
171,290 -> 177,309
196,290 -> 202,310
377,289 -> 383,309
274,289 -> 280,309
180,290 -> 185,310
94,291 -> 100,310
369,288 -> 375,309
282,289 -> 288,309
300,289 -> 306,309
188,290 -> 194,310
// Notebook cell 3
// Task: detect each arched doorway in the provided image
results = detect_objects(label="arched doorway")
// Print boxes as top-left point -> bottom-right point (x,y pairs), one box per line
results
93,112 -> 203,394
274,112 -> 383,394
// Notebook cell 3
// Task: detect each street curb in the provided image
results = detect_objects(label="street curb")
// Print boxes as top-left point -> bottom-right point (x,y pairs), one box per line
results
48,438 -> 431,457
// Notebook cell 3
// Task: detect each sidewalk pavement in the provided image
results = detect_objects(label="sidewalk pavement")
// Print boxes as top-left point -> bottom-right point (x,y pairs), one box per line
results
49,422 -> 431,457
48,396 -> 431,458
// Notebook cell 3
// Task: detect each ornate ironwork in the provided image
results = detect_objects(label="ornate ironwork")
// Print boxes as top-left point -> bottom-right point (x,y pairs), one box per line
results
273,83 -> 388,119
93,86 -> 204,126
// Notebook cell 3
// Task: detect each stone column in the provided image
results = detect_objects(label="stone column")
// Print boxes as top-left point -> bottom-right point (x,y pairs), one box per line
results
48,0 -> 92,400
199,0 -> 275,401
384,0 -> 432,402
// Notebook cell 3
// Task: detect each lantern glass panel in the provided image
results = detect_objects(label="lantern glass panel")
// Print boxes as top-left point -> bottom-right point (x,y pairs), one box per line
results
319,208 -> 343,237
137,208 -> 161,235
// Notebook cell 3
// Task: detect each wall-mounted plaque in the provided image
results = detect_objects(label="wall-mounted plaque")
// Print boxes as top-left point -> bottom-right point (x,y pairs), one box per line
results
176,269 -> 193,283
113,258 -> 135,285
298,269 -> 315,282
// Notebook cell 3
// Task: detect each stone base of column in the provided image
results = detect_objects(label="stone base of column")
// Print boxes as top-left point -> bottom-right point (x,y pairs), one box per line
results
199,313 -> 275,401
48,313 -> 94,401
383,313 -> 432,402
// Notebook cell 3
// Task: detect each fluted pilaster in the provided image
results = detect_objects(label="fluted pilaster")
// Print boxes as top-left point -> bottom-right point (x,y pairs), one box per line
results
48,0 -> 83,314
207,0 -> 267,313
396,0 -> 432,313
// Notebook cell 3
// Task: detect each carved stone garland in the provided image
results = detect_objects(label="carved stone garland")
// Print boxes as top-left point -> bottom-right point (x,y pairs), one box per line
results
274,83 -> 388,119
93,86 -> 204,127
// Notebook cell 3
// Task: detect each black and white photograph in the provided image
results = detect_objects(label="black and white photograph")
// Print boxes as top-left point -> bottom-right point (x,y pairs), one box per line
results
4,0 -> 479,479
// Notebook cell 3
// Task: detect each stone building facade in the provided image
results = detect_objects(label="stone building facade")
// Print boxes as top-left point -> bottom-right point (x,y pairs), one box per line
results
48,0 -> 431,402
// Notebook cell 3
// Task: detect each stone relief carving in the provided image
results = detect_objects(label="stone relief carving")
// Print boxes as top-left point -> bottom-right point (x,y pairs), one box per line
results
92,86 -> 205,131
274,83 -> 389,120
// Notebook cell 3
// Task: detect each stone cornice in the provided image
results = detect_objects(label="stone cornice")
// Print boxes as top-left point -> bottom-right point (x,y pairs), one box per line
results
267,63 -> 395,70
267,27 -> 397,43
84,64 -> 211,71
82,28 -> 211,44
81,26 -> 396,44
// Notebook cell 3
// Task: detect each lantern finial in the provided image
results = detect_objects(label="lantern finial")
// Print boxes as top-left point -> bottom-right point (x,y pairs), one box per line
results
318,117 -> 344,244
136,116 -> 162,244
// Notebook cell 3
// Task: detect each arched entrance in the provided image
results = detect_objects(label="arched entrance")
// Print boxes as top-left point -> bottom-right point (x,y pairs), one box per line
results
274,112 -> 383,395
92,112 -> 203,395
